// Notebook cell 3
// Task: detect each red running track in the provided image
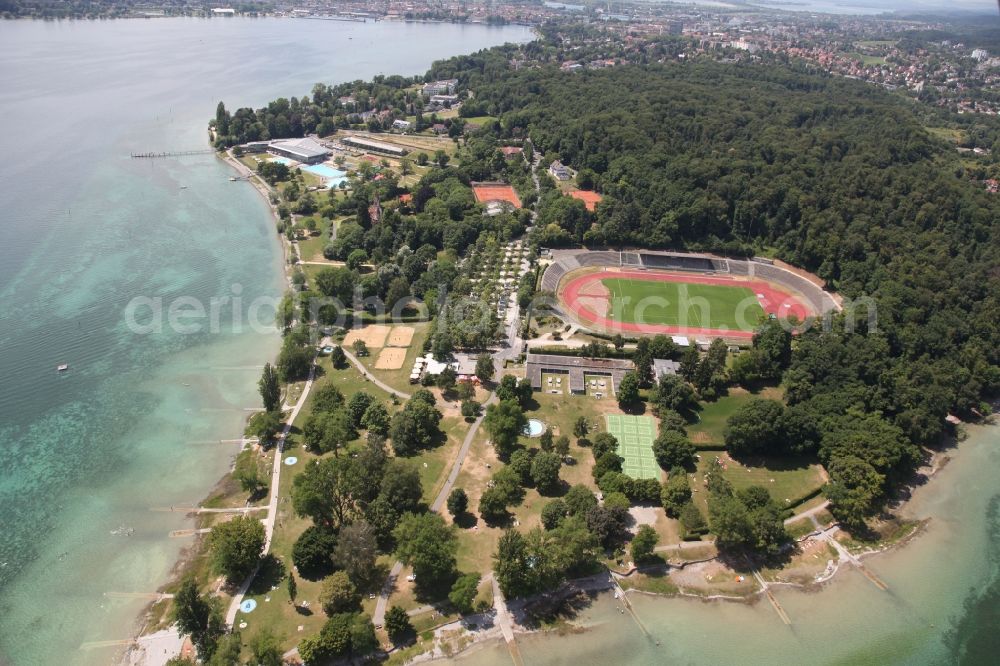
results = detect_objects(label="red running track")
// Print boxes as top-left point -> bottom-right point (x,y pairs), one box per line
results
561,269 -> 813,339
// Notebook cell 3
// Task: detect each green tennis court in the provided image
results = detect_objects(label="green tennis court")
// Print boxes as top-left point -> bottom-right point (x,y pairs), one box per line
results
605,414 -> 659,480
602,277 -> 764,330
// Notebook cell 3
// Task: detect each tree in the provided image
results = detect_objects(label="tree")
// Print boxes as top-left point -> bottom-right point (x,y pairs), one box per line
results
457,380 -> 476,402
724,399 -> 786,456
447,488 -> 469,519
508,449 -> 533,485
416,152 -> 429,166
484,399 -> 526,460
209,514 -> 265,583
437,366 -> 458,394
679,346 -> 700,382
352,339 -> 369,357
235,454 -> 265,497
650,373 -> 696,415
541,498 -> 568,530
330,344 -> 347,368
573,416 -> 590,438
248,409 -> 282,444
320,571 -> 361,616
479,486 -> 512,524
393,512 -> 458,592
384,605 -> 414,644
476,354 -> 496,383
389,396 -> 443,455
333,520 -> 378,586
554,434 -> 570,456
496,374 -> 518,402
361,401 -> 391,437
652,430 -> 697,471
287,571 -> 298,604
448,572 -> 480,614
347,248 -> 368,271
633,338 -> 654,386
303,409 -> 355,455
315,266 -> 356,303
591,432 -> 619,459
586,505 -> 628,548
291,457 -> 359,527
298,613 -> 374,662
530,451 -> 563,494
347,391 -> 375,428
461,399 -> 481,419
258,362 -> 281,412
493,529 -> 534,599
752,320 -> 792,378
172,578 -> 224,661
618,371 -> 641,408
249,629 -> 284,666
277,340 -> 312,382
539,427 -> 554,452
310,371 -> 341,411
563,484 -> 598,517
679,502 -> 706,533
631,524 -> 659,563
612,333 -> 625,350
661,467 -> 692,517
292,525 -> 337,580
824,455 -> 884,529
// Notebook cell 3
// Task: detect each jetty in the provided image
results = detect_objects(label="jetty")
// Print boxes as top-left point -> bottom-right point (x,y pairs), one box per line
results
130,150 -> 214,158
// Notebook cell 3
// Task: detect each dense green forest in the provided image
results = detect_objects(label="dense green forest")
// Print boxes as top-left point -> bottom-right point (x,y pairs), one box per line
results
234,44 -> 998,532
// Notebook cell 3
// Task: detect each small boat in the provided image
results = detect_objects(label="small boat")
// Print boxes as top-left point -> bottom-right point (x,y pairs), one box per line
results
180,185 -> 188,189
57,364 -> 69,372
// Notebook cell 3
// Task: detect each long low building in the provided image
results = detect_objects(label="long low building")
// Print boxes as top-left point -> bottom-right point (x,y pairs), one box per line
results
526,353 -> 634,394
340,135 -> 409,157
268,137 -> 330,164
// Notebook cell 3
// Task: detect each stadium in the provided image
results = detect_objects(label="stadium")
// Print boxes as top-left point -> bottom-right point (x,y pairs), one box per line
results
541,250 -> 839,341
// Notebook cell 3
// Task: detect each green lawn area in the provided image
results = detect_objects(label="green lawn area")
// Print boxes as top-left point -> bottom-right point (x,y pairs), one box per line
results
845,51 -> 886,66
691,453 -> 825,514
602,277 -> 764,331
687,386 -> 782,446
605,414 -> 659,480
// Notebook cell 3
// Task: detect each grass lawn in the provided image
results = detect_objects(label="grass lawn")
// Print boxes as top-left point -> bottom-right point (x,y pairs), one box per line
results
687,386 -> 782,446
690,452 -> 825,514
845,51 -> 886,66
602,277 -> 763,330
355,323 -> 431,394
605,414 -> 659,480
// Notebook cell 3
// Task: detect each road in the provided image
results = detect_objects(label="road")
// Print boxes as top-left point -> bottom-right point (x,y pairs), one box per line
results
225,365 -> 317,627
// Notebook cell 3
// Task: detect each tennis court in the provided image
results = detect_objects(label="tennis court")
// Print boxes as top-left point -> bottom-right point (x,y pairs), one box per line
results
605,414 -> 659,480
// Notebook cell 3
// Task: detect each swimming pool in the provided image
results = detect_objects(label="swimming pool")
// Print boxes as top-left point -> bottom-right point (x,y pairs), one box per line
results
270,156 -> 294,166
523,419 -> 545,437
302,163 -> 349,188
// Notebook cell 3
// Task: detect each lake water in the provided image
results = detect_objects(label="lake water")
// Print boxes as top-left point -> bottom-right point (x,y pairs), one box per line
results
0,16 -> 532,666
445,424 -> 1000,665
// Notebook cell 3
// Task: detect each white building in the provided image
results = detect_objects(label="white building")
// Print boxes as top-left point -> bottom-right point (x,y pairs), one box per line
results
548,160 -> 571,181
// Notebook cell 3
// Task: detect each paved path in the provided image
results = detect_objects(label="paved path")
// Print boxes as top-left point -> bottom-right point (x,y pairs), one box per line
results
491,575 -> 525,666
814,525 -> 889,591
653,539 -> 717,553
343,348 -> 411,400
225,365 -> 317,627
784,500 -> 830,526
374,391 -> 496,626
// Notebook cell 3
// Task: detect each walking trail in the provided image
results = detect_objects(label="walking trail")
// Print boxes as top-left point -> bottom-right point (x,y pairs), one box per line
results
225,365 -> 317,627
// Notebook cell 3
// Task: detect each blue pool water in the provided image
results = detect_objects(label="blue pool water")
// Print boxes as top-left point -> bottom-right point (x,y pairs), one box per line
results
270,156 -> 293,166
302,163 -> 349,188
523,419 -> 545,437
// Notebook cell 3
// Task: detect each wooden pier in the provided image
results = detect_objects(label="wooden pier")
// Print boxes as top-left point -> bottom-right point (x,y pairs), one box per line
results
130,150 -> 214,158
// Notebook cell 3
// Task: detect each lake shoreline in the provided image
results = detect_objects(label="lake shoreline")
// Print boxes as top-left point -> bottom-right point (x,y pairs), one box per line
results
415,427 -> 987,664
122,150 -> 293,665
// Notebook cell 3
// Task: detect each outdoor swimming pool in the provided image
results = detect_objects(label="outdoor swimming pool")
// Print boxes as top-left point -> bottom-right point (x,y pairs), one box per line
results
302,163 -> 349,188
270,156 -> 294,166
523,419 -> 545,437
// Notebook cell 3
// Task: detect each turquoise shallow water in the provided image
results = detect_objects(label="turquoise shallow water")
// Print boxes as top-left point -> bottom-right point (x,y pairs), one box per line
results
445,424 -> 1000,665
0,17 -> 532,665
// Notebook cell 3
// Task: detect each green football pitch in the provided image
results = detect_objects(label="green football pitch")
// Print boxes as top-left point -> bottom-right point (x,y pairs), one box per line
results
605,414 -> 659,480
602,277 -> 764,330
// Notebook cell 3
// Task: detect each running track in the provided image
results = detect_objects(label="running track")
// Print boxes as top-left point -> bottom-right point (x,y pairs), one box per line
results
561,270 -> 813,339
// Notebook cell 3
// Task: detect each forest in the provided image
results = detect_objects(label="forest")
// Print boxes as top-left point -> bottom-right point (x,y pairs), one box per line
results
227,40 -> 999,556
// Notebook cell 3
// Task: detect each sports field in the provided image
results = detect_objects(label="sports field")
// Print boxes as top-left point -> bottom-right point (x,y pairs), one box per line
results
606,414 -> 659,480
602,277 -> 764,330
